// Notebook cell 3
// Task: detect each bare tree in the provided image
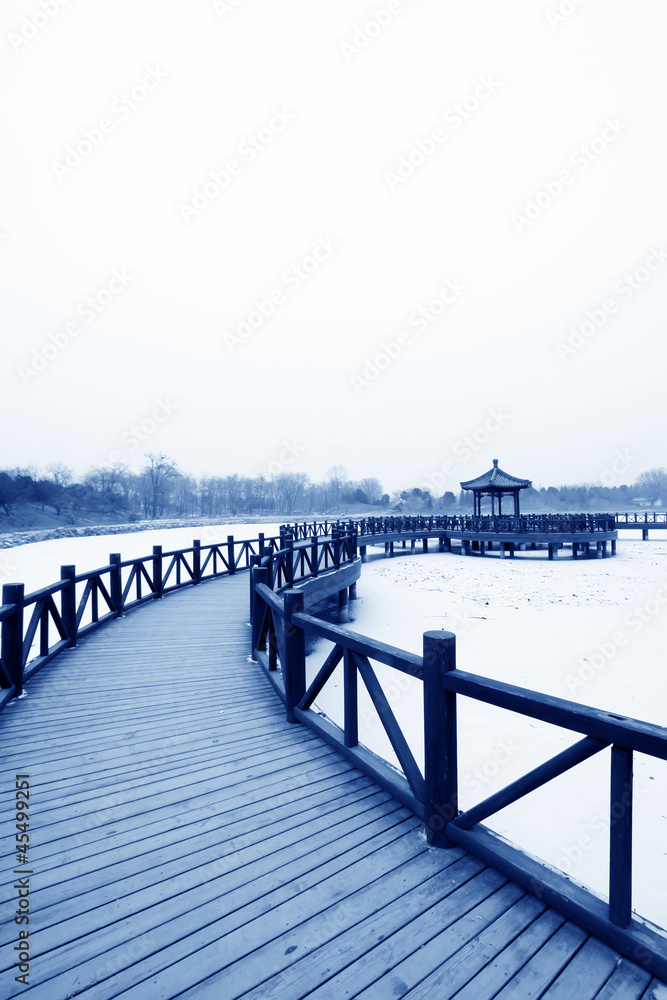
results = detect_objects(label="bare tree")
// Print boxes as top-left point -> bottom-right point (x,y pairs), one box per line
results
142,453 -> 179,519
635,468 -> 667,506
326,465 -> 348,511
46,462 -> 73,487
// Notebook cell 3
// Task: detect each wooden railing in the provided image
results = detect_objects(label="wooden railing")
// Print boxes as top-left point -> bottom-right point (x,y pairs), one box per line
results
615,512 -> 667,525
0,527 -> 359,710
0,531 -> 286,707
250,569 -> 667,979
284,514 -> 616,535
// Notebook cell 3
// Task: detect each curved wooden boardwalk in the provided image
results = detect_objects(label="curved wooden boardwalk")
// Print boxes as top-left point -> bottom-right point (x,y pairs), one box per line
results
1,574 -> 666,999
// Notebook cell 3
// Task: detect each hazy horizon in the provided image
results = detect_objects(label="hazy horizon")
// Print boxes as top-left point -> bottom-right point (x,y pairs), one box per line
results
2,1 -> 665,494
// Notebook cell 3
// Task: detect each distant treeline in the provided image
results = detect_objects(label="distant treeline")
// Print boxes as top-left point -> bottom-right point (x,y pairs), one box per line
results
0,455 -> 665,523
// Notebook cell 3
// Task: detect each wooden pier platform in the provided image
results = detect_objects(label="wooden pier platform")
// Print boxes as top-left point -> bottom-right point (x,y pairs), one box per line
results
1,574 -> 665,999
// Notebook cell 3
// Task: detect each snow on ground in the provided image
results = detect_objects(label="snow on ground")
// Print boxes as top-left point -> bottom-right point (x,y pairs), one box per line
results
309,530 -> 667,929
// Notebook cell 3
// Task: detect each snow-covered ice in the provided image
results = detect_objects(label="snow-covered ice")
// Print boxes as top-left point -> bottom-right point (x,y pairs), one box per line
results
309,530 -> 667,929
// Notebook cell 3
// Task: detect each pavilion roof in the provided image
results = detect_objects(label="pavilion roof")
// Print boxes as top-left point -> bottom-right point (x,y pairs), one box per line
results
460,459 -> 532,491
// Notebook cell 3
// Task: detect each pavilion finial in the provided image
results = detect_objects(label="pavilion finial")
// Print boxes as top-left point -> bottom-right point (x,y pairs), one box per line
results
492,458 -> 498,467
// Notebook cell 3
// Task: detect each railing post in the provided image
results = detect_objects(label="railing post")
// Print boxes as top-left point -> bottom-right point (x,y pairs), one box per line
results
251,565 -> 268,656
423,630 -> 458,847
343,648 -> 358,747
2,584 -> 25,696
193,540 -> 201,584
153,546 -> 163,598
283,589 -> 305,723
258,532 -> 265,556
333,530 -> 341,568
60,565 -> 77,646
285,538 -> 294,586
249,554 -> 261,617
311,535 -> 319,577
609,745 -> 633,927
227,535 -> 236,574
110,554 -> 123,616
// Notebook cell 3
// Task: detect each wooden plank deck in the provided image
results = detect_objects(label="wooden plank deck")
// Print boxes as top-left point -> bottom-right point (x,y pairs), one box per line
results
1,573 -> 666,999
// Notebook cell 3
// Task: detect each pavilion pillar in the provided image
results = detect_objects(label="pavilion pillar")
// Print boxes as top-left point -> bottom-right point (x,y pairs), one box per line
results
514,491 -> 520,517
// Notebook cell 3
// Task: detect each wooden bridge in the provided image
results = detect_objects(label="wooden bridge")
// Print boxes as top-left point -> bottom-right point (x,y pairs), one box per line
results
615,512 -> 667,540
1,523 -> 666,998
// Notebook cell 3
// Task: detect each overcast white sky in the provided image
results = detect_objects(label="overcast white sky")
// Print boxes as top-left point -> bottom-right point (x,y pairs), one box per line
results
1,0 -> 665,493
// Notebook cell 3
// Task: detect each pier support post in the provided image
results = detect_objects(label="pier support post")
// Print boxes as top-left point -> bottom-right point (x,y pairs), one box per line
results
548,544 -> 554,560
284,589 -> 306,724
360,545 -> 367,563
250,565 -> 268,657
423,630 -> 457,847
411,539 -> 416,554
438,536 -> 445,553
642,528 -> 649,541
153,546 -> 163,598
60,565 -> 77,646
423,538 -> 428,553
609,745 -> 633,928
463,540 -> 470,556
2,584 -> 24,697
110,553 -> 123,616
611,540 -> 617,556
248,554 -> 261,617
348,583 -> 357,600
